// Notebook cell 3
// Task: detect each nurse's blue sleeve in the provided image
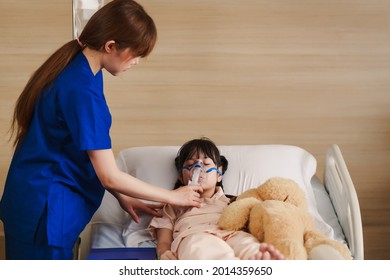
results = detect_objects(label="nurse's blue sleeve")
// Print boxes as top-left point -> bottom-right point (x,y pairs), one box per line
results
59,87 -> 112,151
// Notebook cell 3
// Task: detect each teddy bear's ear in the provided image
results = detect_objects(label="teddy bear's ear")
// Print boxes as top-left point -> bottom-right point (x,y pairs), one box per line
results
258,177 -> 308,210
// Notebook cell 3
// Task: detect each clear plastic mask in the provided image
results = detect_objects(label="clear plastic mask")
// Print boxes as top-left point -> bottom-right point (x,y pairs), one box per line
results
186,161 -> 207,186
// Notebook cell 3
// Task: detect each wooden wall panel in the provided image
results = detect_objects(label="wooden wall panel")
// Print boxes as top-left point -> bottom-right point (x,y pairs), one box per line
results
0,0 -> 389,259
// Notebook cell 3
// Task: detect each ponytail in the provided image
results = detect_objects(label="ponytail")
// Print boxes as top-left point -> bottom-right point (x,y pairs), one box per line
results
11,40 -> 81,147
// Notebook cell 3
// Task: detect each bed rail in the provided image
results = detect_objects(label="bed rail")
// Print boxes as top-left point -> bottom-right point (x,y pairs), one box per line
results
324,144 -> 364,260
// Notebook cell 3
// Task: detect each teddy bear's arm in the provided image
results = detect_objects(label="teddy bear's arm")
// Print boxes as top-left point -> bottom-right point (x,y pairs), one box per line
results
218,197 -> 259,231
247,203 -> 266,241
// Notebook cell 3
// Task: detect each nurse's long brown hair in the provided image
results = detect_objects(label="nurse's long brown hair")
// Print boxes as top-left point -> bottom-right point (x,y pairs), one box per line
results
10,0 -> 157,148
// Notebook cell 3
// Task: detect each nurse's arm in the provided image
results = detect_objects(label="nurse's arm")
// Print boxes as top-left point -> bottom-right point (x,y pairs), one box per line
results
87,149 -> 202,207
111,192 -> 163,222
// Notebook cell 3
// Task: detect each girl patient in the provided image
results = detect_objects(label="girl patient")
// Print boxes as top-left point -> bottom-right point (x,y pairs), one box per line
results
148,137 -> 285,260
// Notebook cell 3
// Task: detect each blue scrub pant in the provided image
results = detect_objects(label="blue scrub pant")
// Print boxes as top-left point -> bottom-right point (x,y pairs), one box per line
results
4,207 -> 74,260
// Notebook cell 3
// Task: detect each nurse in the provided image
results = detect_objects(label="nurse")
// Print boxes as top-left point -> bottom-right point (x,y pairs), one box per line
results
0,0 -> 202,260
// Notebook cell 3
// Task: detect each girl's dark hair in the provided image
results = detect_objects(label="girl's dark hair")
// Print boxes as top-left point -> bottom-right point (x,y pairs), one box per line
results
174,137 -> 228,189
10,0 -> 157,148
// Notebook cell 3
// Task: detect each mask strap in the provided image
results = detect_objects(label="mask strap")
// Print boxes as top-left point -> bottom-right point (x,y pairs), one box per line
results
180,162 -> 204,172
180,166 -> 222,175
180,166 -> 191,172
206,167 -> 222,175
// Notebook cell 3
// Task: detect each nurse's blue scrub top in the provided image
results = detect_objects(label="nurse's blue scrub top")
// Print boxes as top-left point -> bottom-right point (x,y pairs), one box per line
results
0,52 -> 112,249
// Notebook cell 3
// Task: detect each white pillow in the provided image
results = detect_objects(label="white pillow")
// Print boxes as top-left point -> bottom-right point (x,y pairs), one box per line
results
219,145 -> 318,213
91,145 -> 334,248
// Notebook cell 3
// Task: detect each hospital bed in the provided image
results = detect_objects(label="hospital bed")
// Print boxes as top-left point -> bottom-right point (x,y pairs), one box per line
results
76,144 -> 364,260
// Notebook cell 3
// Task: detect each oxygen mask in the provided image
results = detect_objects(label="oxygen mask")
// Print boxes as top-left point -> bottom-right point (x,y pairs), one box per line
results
186,161 -> 207,186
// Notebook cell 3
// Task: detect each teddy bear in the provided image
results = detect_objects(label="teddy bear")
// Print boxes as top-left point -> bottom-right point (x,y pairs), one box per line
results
218,177 -> 352,260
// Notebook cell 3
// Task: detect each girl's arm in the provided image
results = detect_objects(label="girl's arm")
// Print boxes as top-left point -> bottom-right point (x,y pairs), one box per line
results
156,228 -> 176,260
88,149 -> 203,207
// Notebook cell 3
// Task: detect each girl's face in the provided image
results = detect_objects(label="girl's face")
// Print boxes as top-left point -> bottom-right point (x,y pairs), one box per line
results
180,151 -> 222,197
102,43 -> 141,76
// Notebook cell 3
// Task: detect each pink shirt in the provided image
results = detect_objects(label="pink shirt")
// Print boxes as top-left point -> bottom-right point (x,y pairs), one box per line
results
148,187 -> 235,252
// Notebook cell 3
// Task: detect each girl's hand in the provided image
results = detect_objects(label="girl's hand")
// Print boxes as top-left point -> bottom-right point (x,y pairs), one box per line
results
170,185 -> 203,207
116,194 -> 163,223
159,250 -> 177,260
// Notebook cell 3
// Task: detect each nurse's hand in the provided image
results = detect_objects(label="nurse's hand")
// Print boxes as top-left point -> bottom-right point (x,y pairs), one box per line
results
170,185 -> 203,208
116,193 -> 163,223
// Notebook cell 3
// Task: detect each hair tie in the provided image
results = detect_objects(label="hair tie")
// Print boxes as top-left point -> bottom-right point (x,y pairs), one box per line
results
76,37 -> 85,48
